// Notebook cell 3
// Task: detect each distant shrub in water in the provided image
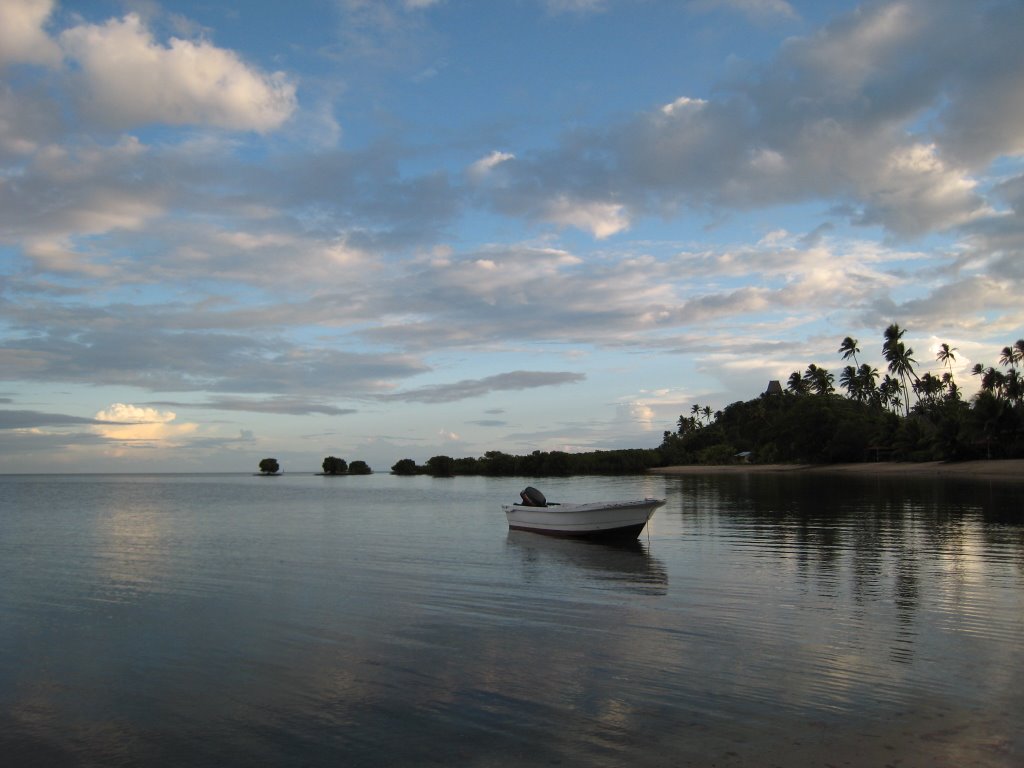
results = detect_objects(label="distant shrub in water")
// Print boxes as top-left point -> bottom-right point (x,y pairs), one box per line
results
391,458 -> 418,475
259,458 -> 280,474
322,456 -> 348,475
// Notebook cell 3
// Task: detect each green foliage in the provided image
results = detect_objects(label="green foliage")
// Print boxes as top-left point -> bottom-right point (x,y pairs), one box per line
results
696,444 -> 737,465
661,393 -> 899,465
258,457 -> 280,475
322,456 -> 347,475
348,460 -> 372,474
417,448 -> 662,477
659,326 -> 1024,466
426,455 -> 455,477
391,458 -> 418,475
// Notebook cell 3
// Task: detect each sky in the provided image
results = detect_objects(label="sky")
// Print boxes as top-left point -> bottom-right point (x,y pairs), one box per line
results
1,0 -> 1022,473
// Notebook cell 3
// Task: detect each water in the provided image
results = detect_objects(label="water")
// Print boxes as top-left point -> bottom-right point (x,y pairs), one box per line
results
1,472 -> 1021,767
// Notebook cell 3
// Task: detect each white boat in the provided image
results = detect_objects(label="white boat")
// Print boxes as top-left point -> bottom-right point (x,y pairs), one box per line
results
503,487 -> 665,539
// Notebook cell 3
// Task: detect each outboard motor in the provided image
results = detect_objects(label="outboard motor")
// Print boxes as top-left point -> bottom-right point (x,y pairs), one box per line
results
520,486 -> 547,507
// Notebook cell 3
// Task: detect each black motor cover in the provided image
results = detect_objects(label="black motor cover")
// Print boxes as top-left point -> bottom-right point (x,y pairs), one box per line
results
520,486 -> 547,507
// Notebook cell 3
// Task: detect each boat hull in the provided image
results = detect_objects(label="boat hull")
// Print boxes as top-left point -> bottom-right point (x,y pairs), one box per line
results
502,498 -> 664,539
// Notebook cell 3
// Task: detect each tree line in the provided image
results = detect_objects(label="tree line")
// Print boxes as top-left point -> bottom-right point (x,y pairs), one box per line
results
390,449 -> 660,477
258,324 -> 1022,477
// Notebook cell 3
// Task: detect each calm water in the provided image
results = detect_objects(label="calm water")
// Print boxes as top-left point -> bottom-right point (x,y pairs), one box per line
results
1,472 -> 1021,767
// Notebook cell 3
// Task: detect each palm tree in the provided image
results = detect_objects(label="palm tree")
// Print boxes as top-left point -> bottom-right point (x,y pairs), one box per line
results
838,336 -> 860,367
935,342 -> 958,400
839,364 -> 859,400
787,371 -> 809,395
914,373 -> 943,408
702,405 -> 713,424
879,375 -> 903,413
804,364 -> 835,395
858,363 -> 879,402
999,343 -> 1023,371
975,365 -> 1006,397
941,371 -> 960,401
936,342 -> 957,374
882,323 -> 918,415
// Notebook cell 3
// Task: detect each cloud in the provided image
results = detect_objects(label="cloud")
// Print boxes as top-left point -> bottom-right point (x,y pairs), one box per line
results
0,409 -> 120,429
59,13 -> 296,132
149,397 -> 358,416
381,370 -> 586,403
0,0 -> 61,67
92,403 -> 198,443
0,299 -> 431,397
484,0 -> 1007,239
468,150 -> 515,182
542,196 -> 630,239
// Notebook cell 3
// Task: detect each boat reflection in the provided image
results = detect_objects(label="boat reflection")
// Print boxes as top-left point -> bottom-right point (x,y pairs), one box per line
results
506,530 -> 668,595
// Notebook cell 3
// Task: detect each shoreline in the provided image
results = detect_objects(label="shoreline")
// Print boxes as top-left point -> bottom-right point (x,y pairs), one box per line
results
649,458 -> 1024,482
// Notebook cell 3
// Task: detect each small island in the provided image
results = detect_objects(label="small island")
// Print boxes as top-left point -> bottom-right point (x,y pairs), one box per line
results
317,456 -> 372,475
257,458 -> 280,475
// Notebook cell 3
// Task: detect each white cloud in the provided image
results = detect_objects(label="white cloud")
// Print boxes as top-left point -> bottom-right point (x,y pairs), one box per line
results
468,150 -> 515,181
59,13 -> 296,132
93,403 -> 198,443
661,96 -> 707,116
543,196 -> 630,238
758,229 -> 789,246
0,0 -> 61,67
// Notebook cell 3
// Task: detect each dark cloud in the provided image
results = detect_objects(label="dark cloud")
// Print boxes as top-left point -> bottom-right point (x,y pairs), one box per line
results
149,398 -> 358,416
381,371 -> 585,404
0,410 -> 123,429
0,301 -> 429,396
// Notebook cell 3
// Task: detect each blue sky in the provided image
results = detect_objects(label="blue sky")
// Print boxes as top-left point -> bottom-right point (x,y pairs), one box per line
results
1,0 -> 1022,473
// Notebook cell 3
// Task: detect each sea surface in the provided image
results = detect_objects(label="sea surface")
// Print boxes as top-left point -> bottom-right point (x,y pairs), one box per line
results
1,472 -> 1021,767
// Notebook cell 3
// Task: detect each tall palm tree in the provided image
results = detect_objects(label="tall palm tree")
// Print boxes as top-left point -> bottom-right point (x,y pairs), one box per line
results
858,363 -> 879,402
936,343 -> 958,401
702,405 -> 713,424
999,343 -> 1023,371
936,342 -> 957,374
838,336 -> 860,367
839,364 -> 859,400
882,323 -> 918,415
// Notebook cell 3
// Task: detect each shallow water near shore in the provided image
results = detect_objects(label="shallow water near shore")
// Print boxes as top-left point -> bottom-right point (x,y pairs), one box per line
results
1,472 -> 1021,767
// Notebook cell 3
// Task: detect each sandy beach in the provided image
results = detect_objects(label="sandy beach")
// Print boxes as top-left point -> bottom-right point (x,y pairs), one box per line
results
650,458 -> 1024,482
